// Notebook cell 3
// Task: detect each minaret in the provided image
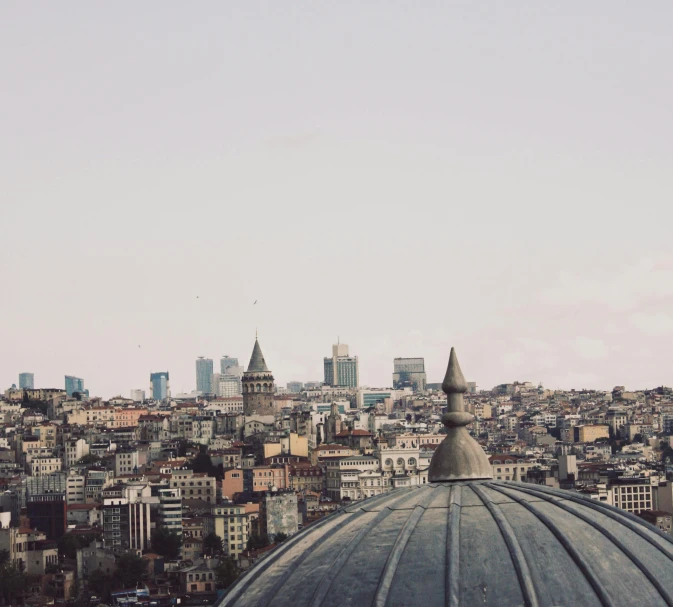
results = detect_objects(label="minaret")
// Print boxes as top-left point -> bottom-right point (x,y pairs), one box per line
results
242,338 -> 275,416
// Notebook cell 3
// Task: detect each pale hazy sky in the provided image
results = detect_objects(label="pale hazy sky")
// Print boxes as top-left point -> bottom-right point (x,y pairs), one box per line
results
2,2 -> 672,398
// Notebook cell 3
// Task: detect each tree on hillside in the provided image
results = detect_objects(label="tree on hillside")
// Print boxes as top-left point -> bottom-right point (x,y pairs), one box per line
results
89,569 -> 114,602
77,454 -> 101,465
151,527 -> 182,560
246,534 -> 270,551
203,532 -> 223,557
0,556 -> 29,605
215,557 -> 240,589
114,552 -> 147,589
191,451 -> 215,475
58,533 -> 98,559
273,532 -> 288,544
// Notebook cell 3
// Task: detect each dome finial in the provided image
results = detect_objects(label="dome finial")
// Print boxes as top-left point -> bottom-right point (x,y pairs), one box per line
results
428,347 -> 493,482
442,347 -> 468,395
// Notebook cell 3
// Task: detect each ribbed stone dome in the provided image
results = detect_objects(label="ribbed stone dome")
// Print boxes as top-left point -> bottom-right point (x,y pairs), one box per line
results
218,349 -> 673,606
219,481 -> 673,607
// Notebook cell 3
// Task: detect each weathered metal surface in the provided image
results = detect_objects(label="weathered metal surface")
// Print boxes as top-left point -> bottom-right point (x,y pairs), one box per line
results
216,348 -> 673,606
428,348 -> 493,481
217,481 -> 673,607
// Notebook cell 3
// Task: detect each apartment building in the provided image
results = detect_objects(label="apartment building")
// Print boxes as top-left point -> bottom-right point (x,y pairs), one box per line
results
169,470 -> 217,503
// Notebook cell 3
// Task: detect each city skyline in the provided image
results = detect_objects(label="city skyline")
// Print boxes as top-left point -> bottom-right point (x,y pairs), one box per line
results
2,3 -> 672,398
6,330 -> 673,400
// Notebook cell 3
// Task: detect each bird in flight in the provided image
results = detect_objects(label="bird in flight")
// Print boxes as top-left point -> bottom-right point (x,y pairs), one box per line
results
253,300 -> 257,305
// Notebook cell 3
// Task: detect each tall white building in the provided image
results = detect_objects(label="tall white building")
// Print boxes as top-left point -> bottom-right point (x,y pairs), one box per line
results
158,488 -> 183,536
130,389 -> 145,402
64,438 -> 90,469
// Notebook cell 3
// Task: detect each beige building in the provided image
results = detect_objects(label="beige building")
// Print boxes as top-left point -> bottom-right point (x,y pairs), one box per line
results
311,444 -> 356,465
30,456 -> 62,476
0,519 -> 59,575
611,480 -> 656,515
574,425 -> 610,443
325,456 -> 379,501
66,473 -> 86,505
205,504 -> 250,558
263,433 -> 309,460
250,465 -> 289,492
64,438 -> 90,469
169,470 -> 217,502
489,455 -> 534,482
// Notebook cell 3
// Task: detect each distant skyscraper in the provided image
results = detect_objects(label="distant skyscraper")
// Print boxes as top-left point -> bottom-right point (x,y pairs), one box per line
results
324,343 -> 359,388
65,375 -> 85,397
221,356 -> 239,374
287,381 -> 304,393
150,372 -> 170,400
392,358 -> 427,391
214,375 -> 242,397
130,389 -> 145,402
19,372 -> 34,389
196,357 -> 214,393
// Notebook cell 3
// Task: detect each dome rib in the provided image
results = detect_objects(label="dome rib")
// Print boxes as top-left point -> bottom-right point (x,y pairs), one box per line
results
489,484 -> 673,607
373,491 -> 439,607
219,509 -> 347,606
471,484 -> 539,607
501,482 -> 673,558
308,489 -> 433,607
445,485 -> 461,607
485,484 -> 616,607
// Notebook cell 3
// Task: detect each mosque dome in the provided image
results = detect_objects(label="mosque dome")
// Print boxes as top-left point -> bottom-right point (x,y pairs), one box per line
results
218,349 -> 673,607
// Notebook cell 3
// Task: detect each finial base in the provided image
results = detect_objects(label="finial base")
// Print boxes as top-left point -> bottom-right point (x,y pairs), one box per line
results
428,426 -> 493,482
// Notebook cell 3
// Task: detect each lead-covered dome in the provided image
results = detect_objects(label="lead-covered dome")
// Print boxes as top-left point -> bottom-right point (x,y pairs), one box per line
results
218,349 -> 673,607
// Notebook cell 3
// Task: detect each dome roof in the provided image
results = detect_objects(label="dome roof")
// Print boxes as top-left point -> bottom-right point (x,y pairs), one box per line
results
220,481 -> 673,607
218,348 -> 673,606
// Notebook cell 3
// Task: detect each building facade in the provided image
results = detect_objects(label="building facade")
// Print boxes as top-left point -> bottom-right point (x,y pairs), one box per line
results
242,339 -> 275,416
150,372 -> 170,400
323,343 -> 359,388
65,376 -> 85,397
392,357 -> 426,391
196,357 -> 214,394
19,372 -> 35,389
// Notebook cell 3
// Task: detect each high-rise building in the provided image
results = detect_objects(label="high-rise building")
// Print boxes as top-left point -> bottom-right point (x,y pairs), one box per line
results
102,483 -> 154,554
196,357 -> 214,393
64,376 -> 85,397
150,372 -> 170,400
130,389 -> 145,402
287,382 -> 303,393
26,493 -> 66,540
220,356 -> 239,374
158,488 -> 182,536
213,374 -> 242,397
242,338 -> 275,416
392,358 -> 427,391
19,372 -> 34,389
323,343 -> 359,388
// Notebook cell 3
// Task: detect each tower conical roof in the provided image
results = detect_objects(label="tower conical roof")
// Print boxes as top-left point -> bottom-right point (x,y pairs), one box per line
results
247,339 -> 269,373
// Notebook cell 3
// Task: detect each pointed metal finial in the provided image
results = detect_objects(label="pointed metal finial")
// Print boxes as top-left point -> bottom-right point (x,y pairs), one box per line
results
428,347 -> 493,482
442,347 -> 468,395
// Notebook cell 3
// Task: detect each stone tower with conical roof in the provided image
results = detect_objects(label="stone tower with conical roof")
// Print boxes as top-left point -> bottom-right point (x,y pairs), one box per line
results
242,338 -> 275,416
